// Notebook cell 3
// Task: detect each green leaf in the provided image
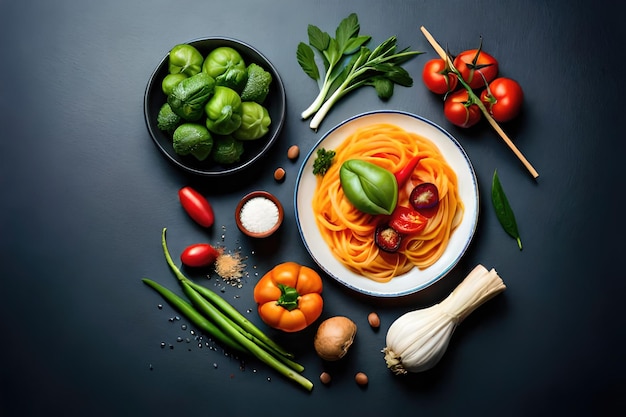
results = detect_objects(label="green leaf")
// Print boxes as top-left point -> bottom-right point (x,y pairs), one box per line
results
308,24 -> 330,52
369,36 -> 398,60
366,77 -> 394,100
381,65 -> 413,86
344,35 -> 371,55
323,38 -> 341,67
335,13 -> 360,50
390,47 -> 422,65
296,42 -> 320,81
491,169 -> 523,250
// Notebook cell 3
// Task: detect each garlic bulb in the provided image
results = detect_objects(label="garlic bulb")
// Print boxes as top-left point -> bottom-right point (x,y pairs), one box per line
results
383,264 -> 506,374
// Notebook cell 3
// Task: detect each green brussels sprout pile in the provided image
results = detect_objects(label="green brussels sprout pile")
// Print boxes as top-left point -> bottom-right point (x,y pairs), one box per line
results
156,43 -> 274,164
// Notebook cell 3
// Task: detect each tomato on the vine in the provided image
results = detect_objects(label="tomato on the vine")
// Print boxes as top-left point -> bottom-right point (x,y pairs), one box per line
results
480,77 -> 524,122
422,58 -> 458,94
443,89 -> 482,128
453,49 -> 499,89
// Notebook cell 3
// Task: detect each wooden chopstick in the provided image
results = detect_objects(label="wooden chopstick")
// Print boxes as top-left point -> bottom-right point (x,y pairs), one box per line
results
420,26 -> 539,179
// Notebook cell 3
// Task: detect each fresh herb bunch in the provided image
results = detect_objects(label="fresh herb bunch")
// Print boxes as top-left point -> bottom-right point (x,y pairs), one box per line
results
297,13 -> 423,130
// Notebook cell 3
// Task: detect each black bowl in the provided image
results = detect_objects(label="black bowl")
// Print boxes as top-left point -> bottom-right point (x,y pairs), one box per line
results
144,37 -> 286,176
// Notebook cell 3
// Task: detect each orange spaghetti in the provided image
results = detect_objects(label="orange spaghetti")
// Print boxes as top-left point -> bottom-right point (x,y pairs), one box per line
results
312,123 -> 464,282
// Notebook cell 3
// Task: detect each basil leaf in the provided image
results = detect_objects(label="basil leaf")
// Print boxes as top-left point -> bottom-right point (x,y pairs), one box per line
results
340,159 -> 398,215
491,169 -> 522,250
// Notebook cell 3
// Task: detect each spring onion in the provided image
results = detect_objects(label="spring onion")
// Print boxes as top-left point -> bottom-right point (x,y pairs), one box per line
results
297,13 -> 423,130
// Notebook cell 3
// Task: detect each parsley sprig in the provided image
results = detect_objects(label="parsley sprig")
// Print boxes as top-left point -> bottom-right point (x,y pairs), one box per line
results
312,148 -> 336,176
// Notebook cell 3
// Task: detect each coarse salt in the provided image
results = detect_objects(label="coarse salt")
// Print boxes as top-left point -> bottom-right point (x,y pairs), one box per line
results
239,196 -> 279,234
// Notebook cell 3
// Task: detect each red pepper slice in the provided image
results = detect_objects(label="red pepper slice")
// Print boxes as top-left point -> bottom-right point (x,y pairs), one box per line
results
394,155 -> 424,188
178,186 -> 215,227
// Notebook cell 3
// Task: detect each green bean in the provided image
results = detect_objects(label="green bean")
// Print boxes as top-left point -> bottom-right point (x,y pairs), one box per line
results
185,280 -> 294,358
142,278 -> 245,353
180,280 -> 313,391
161,228 -> 295,359
180,280 -> 305,373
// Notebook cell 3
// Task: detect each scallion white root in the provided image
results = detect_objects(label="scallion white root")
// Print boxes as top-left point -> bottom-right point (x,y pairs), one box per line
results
383,264 -> 506,374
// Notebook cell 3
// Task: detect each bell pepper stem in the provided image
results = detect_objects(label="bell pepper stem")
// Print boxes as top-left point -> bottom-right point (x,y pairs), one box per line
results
277,284 -> 300,311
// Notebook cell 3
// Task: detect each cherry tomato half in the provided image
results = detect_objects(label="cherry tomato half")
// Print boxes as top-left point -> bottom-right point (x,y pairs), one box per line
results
480,77 -> 524,122
410,183 -> 439,210
389,206 -> 428,235
422,58 -> 458,94
375,225 -> 402,253
178,186 -> 215,228
443,89 -> 482,128
410,183 -> 439,218
181,243 -> 221,268
453,49 -> 499,89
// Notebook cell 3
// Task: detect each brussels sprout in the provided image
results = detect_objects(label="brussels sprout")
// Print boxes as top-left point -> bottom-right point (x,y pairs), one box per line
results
157,103 -> 181,134
211,136 -> 244,165
161,73 -> 188,96
240,63 -> 272,104
204,86 -> 243,135
168,44 -> 204,77
339,159 -> 398,215
202,47 -> 248,92
172,123 -> 213,161
168,72 -> 215,121
233,102 -> 271,140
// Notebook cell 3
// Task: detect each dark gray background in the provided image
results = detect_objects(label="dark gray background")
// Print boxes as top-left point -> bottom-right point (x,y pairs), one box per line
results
1,1 -> 623,416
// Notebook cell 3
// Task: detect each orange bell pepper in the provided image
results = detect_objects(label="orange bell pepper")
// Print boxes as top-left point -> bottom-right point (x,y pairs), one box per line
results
253,262 -> 323,332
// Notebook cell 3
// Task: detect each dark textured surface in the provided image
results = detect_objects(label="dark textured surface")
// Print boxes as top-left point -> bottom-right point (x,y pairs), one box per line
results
1,1 -> 623,416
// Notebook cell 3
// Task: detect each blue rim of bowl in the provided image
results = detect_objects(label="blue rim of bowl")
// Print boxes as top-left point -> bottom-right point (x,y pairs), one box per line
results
293,110 -> 479,298
143,37 -> 286,176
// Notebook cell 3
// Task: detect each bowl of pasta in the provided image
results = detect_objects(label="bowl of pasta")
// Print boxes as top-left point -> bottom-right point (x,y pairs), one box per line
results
294,110 -> 479,297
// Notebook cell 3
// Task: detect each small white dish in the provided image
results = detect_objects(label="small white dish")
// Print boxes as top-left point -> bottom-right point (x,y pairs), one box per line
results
236,191 -> 284,238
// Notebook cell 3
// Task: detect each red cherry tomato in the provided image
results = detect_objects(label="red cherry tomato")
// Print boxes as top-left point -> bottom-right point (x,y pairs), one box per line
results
389,206 -> 428,235
453,49 -> 499,89
480,77 -> 524,122
178,186 -> 214,227
422,58 -> 458,94
443,89 -> 482,128
181,243 -> 221,268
